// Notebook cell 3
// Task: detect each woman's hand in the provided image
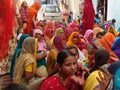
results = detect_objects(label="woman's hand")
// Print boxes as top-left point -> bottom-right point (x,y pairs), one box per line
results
71,75 -> 85,86
94,68 -> 111,90
36,50 -> 47,60
77,62 -> 89,72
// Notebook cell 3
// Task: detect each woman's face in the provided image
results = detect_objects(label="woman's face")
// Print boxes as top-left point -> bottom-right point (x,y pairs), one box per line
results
35,33 -> 43,41
61,37 -> 67,47
72,37 -> 79,44
60,56 -> 77,77
88,33 -> 93,40
69,48 -> 79,60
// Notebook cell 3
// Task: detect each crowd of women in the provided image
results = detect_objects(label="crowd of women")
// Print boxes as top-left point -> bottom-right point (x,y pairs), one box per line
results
1,0 -> 120,90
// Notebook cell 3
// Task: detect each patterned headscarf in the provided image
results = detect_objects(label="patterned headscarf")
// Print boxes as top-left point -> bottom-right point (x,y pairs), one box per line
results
67,32 -> 81,46
84,29 -> 93,44
53,34 -> 67,52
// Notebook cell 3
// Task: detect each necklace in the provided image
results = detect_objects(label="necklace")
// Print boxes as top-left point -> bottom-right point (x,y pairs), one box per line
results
57,73 -> 66,86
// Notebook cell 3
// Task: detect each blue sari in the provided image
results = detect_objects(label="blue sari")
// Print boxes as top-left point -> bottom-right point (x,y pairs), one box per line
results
108,60 -> 120,90
111,37 -> 120,59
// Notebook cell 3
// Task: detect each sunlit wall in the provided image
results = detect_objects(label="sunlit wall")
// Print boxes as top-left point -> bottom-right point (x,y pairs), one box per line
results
107,0 -> 120,30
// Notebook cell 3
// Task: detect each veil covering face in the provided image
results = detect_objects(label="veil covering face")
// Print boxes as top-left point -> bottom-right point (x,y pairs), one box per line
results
0,0 -> 16,61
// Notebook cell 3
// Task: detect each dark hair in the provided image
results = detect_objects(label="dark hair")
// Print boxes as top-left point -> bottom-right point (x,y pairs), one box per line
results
90,48 -> 110,72
96,32 -> 104,38
65,45 -> 79,56
49,50 -> 75,76
57,50 -> 75,67
85,49 -> 110,79
95,14 -> 99,18
3,83 -> 28,90
112,19 -> 116,23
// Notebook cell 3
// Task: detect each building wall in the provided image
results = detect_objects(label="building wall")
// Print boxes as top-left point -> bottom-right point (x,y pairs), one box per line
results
107,0 -> 120,30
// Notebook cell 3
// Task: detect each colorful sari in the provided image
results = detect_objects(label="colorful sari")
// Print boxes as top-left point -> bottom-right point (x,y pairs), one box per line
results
10,34 -> 30,77
98,38 -> 119,63
64,27 -> 74,40
67,32 -> 87,51
33,29 -> 48,52
39,76 -> 80,90
50,28 -> 64,48
108,60 -> 120,89
25,2 -> 41,34
107,26 -> 118,37
13,37 -> 46,90
84,70 -> 103,90
93,25 -> 104,38
44,20 -> 54,42
104,32 -> 115,48
47,34 -> 66,74
111,37 -> 120,59
67,32 -> 80,47
13,37 -> 37,84
82,0 -> 95,35
47,49 -> 58,74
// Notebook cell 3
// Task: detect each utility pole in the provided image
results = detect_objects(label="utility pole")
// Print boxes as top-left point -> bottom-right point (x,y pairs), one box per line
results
104,0 -> 108,21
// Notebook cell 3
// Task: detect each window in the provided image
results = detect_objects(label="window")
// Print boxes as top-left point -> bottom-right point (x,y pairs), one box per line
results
45,6 -> 60,13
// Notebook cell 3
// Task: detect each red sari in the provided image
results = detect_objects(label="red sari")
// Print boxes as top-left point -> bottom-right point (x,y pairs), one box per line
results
39,76 -> 80,90
82,0 -> 95,35
0,0 -> 16,61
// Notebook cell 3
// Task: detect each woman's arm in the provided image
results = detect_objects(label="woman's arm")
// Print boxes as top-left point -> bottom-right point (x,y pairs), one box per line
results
94,68 -> 111,90
36,50 -> 47,60
25,64 -> 34,82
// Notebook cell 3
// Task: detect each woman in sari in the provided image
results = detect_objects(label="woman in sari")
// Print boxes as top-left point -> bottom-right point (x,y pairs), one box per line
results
108,26 -> 118,37
93,24 -> 104,38
82,0 -> 95,35
84,49 -> 113,90
47,34 -> 67,74
33,29 -> 51,53
44,21 -> 55,42
25,2 -> 41,34
10,34 -> 30,78
13,37 -> 47,90
111,37 -> 120,59
50,28 -> 64,48
99,36 -> 118,62
84,29 -> 94,45
39,50 -> 83,90
67,32 -> 87,51
103,26 -> 117,48
66,32 -> 88,66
